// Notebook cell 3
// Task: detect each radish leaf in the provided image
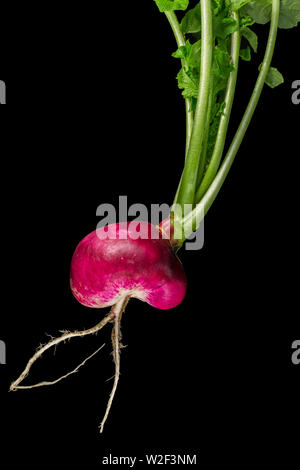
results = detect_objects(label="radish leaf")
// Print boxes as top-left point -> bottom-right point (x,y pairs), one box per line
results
181,3 -> 201,33
181,1 -> 239,38
212,44 -> 234,94
228,0 -> 252,10
176,68 -> 199,99
242,26 -> 258,52
172,40 -> 193,60
242,0 -> 300,29
213,14 -> 239,38
258,64 -> 284,87
154,0 -> 189,12
240,45 -> 252,60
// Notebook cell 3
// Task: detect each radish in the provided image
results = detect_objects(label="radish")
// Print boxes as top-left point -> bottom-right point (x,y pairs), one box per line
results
70,222 -> 187,311
71,221 -> 186,430
10,221 -> 187,432
10,0 -> 299,432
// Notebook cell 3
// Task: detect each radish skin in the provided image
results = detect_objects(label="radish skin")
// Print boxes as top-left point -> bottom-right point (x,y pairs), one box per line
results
70,221 -> 187,310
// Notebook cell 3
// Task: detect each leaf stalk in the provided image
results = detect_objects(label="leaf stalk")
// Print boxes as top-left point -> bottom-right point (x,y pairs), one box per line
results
175,0 -> 280,244
175,0 -> 214,210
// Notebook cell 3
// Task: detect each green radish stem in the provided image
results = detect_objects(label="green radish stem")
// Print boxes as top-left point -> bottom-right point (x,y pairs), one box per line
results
175,0 -> 213,210
196,86 -> 214,189
195,11 -> 240,203
165,11 -> 193,157
175,0 -> 280,244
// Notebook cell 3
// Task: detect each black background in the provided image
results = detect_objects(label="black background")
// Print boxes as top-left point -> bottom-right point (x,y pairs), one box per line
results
0,2 -> 299,467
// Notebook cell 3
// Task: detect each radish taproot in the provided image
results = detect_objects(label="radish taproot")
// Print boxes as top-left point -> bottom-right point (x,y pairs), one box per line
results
10,0 -> 299,432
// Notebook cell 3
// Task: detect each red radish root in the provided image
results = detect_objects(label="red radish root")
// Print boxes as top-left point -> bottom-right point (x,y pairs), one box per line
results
10,221 -> 187,432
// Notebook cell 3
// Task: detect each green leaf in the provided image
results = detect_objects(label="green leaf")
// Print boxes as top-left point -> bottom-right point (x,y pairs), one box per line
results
212,44 -> 234,94
242,0 -> 273,24
239,14 -> 255,28
176,68 -> 199,98
172,39 -> 201,67
213,16 -> 239,38
240,46 -> 252,60
173,40 -> 202,100
154,0 -> 189,12
242,0 -> 300,29
227,0 -> 251,10
182,0 -> 239,38
258,65 -> 284,87
181,3 -> 201,33
279,0 -> 300,28
212,0 -> 239,38
242,26 -> 258,52
172,40 -> 193,60
188,40 -> 202,68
